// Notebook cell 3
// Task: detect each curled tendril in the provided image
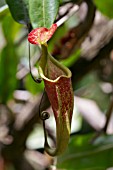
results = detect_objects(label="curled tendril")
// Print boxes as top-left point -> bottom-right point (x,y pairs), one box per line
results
38,90 -> 51,150
40,111 -> 50,120
38,89 -> 50,121
28,39 -> 42,83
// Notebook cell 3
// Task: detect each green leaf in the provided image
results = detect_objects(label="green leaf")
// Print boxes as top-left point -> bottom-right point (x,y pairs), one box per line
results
0,5 -> 9,20
2,13 -> 22,43
5,0 -> 29,24
94,0 -> 113,19
29,0 -> 59,28
57,134 -> 113,169
0,45 -> 18,103
61,49 -> 81,67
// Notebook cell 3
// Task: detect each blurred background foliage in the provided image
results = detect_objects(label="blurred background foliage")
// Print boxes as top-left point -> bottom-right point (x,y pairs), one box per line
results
0,0 -> 113,170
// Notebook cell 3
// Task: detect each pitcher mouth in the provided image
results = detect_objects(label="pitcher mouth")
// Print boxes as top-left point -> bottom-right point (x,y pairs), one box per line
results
38,45 -> 72,82
39,66 -> 72,82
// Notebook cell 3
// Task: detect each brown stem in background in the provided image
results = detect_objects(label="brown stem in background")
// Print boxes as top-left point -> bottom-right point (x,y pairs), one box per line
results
56,4 -> 75,23
60,0 -> 83,6
90,96 -> 113,144
53,0 -> 96,59
56,0 -> 83,23
71,36 -> 113,87
103,96 -> 113,132
1,92 -> 50,161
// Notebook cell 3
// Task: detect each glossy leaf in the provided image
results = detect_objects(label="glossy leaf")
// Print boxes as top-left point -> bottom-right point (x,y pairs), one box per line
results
2,14 -> 22,43
57,134 -> 113,169
0,14 -> 19,103
38,45 -> 74,156
5,0 -> 29,24
94,0 -> 113,19
29,0 -> 59,28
